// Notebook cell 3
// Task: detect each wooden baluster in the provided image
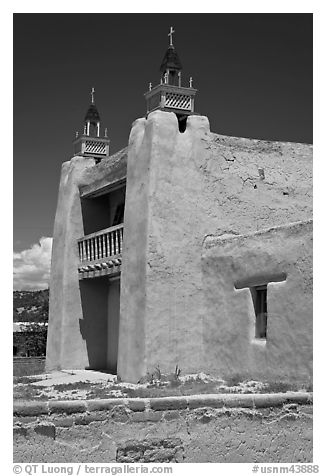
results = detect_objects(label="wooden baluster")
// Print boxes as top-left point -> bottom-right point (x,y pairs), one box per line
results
78,242 -> 81,261
95,236 -> 98,260
118,229 -> 121,254
82,241 -> 86,262
105,233 -> 109,258
91,238 -> 94,261
110,230 -> 114,256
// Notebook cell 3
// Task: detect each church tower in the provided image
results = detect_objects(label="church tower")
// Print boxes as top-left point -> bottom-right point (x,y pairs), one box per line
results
144,27 -> 197,131
73,88 -> 110,161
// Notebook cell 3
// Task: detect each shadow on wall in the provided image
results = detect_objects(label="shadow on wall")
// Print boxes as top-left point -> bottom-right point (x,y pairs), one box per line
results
79,276 -> 109,371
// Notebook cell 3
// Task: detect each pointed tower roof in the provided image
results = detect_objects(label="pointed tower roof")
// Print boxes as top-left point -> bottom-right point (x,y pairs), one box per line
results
84,103 -> 101,122
159,45 -> 182,73
84,88 -> 101,122
160,27 -> 182,73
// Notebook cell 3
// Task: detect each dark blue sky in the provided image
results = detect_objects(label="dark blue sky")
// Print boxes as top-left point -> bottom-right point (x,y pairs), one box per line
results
14,13 -> 312,252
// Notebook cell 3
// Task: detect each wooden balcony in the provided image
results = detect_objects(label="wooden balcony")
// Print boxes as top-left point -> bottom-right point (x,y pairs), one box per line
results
77,224 -> 123,280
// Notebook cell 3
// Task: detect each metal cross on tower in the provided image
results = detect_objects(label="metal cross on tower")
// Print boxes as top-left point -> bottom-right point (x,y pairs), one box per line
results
91,87 -> 95,104
168,26 -> 175,47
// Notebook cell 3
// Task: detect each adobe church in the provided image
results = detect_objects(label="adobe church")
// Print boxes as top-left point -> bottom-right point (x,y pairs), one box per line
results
46,29 -> 312,383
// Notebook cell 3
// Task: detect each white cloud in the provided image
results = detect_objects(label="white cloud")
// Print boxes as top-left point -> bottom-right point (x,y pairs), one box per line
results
13,237 -> 53,290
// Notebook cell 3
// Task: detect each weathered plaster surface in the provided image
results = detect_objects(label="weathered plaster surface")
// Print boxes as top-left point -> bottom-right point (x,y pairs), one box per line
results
14,402 -> 313,463
120,110 -> 312,381
118,118 -> 148,380
202,220 -> 312,380
46,157 -> 95,371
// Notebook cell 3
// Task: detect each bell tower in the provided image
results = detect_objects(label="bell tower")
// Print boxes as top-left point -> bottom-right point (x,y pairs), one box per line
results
73,88 -> 110,161
144,27 -> 197,131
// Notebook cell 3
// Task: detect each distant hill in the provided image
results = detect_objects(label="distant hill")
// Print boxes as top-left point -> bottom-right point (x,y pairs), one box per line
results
13,289 -> 49,323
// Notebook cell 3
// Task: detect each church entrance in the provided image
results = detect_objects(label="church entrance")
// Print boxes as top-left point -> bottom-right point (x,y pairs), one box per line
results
79,275 -> 120,374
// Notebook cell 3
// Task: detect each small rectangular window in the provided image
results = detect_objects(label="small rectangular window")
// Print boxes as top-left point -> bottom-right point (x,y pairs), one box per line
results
253,285 -> 267,339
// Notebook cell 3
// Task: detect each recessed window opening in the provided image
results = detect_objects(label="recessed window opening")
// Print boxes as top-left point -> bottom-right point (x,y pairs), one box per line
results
112,202 -> 124,226
235,273 -> 286,342
176,114 -> 187,133
252,285 -> 267,339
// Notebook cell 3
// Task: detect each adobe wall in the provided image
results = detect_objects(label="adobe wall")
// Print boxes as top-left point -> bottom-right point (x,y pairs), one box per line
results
202,220 -> 312,381
13,395 -> 313,463
118,118 -> 148,380
46,157 -> 94,371
120,110 -> 312,382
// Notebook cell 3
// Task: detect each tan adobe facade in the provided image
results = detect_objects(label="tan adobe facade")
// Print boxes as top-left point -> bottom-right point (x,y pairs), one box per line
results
46,31 -> 312,383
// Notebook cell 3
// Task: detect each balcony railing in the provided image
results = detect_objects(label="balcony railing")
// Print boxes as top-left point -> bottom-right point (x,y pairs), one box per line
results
77,224 -> 123,279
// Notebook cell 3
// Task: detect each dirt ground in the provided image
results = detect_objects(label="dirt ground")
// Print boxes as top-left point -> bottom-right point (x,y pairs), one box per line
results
13,369 -> 312,401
